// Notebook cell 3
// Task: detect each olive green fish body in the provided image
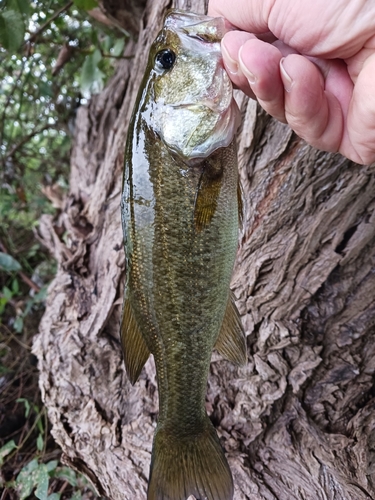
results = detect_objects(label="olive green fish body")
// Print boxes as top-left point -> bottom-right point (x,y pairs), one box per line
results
121,10 -> 246,500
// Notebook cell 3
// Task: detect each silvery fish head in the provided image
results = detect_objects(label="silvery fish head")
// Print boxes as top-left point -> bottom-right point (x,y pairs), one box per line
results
142,10 -> 240,162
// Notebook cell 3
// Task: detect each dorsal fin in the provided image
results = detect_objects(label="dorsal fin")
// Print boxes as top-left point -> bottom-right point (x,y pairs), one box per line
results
215,291 -> 247,366
121,297 -> 150,385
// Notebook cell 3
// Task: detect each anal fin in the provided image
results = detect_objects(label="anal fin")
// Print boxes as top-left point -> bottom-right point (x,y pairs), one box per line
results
215,291 -> 247,366
121,298 -> 150,385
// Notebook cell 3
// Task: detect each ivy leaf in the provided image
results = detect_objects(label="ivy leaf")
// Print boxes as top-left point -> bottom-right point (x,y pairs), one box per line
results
16,459 -> 39,500
47,494 -> 61,500
19,458 -> 39,473
0,252 -> 22,272
34,465 -> 49,500
0,440 -> 17,466
0,9 -> 25,53
73,0 -> 98,9
17,473 -> 35,500
45,460 -> 59,473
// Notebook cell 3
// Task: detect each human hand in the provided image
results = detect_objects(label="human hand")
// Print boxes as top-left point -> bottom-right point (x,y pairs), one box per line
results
208,0 -> 375,165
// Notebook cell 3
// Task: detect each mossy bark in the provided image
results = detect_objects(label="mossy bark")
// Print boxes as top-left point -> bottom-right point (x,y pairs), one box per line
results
33,0 -> 375,498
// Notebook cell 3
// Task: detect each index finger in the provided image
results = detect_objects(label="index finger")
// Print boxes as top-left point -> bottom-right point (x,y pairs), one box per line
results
207,0 -> 273,34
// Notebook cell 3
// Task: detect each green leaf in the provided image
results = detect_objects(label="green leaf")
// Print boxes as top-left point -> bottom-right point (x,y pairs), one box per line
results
0,9 -> 25,53
2,286 -> 13,301
17,473 -> 35,500
11,278 -> 19,294
102,35 -> 112,53
73,0 -> 98,9
33,402 -> 41,413
20,458 -> 39,474
80,49 -> 104,96
90,27 -> 98,45
53,466 -> 77,487
9,0 -> 30,18
38,81 -> 54,98
92,47 -> 102,66
36,414 -> 44,434
24,297 -> 36,316
16,459 -> 39,500
70,492 -> 82,500
27,243 -> 40,258
0,440 -> 17,466
0,252 -> 22,272
14,315 -> 24,333
45,460 -> 59,473
36,433 -> 44,451
34,465 -> 49,500
33,285 -> 48,303
0,297 -> 8,315
112,38 -> 125,57
47,494 -> 61,500
16,397 -> 31,417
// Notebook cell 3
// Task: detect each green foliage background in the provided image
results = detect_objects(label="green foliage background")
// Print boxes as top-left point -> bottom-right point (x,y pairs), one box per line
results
0,0 -> 127,497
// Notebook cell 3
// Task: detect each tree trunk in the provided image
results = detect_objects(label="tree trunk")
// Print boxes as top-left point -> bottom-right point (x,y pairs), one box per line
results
33,0 -> 375,498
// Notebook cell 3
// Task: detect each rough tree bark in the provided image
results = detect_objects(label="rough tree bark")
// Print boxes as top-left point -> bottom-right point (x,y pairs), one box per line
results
33,0 -> 375,499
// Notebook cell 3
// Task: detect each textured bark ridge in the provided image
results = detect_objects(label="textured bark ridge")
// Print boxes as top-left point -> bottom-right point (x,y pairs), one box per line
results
33,0 -> 375,498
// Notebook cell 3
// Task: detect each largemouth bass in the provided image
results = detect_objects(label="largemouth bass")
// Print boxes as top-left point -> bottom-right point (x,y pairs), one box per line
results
121,10 -> 246,500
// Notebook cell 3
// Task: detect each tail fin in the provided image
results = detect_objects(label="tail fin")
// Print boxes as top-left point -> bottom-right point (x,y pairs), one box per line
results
148,418 -> 233,500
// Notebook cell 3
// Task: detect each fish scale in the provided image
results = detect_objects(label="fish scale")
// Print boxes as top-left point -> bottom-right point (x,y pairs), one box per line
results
121,9 -> 247,500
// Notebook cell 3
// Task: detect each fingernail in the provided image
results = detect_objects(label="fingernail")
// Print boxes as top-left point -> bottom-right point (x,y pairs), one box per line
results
238,46 -> 256,84
221,40 -> 238,75
280,57 -> 293,92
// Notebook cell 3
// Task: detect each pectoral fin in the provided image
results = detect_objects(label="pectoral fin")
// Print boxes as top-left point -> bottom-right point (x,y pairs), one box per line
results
215,291 -> 247,366
121,298 -> 150,385
194,158 -> 223,232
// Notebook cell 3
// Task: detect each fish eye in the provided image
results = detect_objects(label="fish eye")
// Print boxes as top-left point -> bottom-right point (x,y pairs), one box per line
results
155,49 -> 176,71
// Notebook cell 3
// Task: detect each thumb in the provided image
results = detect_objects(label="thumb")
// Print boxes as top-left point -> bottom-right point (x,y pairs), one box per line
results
208,0 -> 273,33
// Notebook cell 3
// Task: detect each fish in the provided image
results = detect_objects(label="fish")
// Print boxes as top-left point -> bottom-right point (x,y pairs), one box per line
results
121,9 -> 246,500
